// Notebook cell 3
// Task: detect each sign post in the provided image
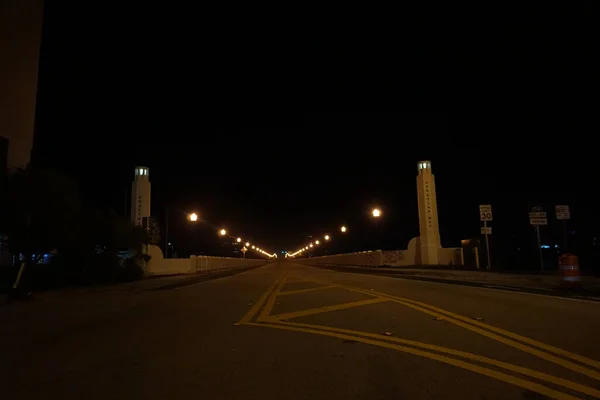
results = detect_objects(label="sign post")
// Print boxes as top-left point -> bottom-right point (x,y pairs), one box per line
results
241,247 -> 247,258
529,205 -> 547,270
555,205 -> 570,252
479,205 -> 493,269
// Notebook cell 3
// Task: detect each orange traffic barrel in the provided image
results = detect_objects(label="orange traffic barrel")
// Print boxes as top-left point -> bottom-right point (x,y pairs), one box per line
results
559,254 -> 581,288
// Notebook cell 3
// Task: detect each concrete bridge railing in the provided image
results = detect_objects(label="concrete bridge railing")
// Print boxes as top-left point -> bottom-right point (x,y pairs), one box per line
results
144,245 -> 269,276
296,246 -> 462,268
298,251 -> 383,268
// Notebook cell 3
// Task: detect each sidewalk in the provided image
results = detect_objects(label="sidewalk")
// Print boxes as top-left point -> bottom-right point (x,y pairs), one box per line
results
312,263 -> 600,292
1,264 -> 265,304
381,268 -> 600,290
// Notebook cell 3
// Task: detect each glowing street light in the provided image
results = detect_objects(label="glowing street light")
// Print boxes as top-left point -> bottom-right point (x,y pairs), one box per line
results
252,245 -> 255,249
372,208 -> 381,218
324,235 -> 330,241
245,242 -> 250,247
315,240 -> 320,245
236,237 -> 242,243
309,244 -> 313,248
219,229 -> 227,236
188,212 -> 198,222
340,226 -> 347,233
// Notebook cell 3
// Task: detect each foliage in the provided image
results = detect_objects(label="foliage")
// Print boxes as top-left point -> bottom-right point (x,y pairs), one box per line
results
0,165 -> 149,291
148,217 -> 161,245
0,165 -> 81,261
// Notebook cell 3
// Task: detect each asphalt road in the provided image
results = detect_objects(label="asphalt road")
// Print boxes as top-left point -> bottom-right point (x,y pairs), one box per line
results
2,261 -> 600,399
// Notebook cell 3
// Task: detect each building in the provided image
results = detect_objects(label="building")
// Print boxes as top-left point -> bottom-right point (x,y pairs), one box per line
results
131,166 -> 151,226
0,0 -> 44,169
1,137 -> 7,174
416,160 -> 441,264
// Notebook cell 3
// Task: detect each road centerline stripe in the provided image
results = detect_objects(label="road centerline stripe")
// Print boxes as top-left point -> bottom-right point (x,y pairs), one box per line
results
335,283 -> 600,380
235,272 -> 285,325
270,297 -> 390,321
257,274 -> 288,322
278,285 -> 336,296
271,320 -> 600,398
243,322 -> 580,400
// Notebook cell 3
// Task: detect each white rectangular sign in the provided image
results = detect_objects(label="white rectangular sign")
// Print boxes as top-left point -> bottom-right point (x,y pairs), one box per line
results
529,205 -> 546,225
556,205 -> 570,220
528,212 -> 546,218
530,218 -> 548,225
481,226 -> 492,235
479,205 -> 493,221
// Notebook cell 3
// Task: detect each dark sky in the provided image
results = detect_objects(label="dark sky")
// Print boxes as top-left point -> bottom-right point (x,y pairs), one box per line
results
30,4 -> 598,259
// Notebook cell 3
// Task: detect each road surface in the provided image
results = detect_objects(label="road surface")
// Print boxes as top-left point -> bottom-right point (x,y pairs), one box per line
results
2,261 -> 600,399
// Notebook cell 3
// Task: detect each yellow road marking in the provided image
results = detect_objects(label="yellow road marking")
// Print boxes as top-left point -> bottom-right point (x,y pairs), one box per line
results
274,320 -> 600,398
337,284 -> 600,381
278,285 -> 336,296
257,274 -> 288,322
235,272 -> 285,325
243,321 -> 581,400
269,297 -> 390,321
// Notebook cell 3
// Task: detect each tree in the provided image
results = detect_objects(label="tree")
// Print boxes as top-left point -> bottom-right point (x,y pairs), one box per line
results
0,165 -> 82,263
53,209 -> 149,285
0,165 -> 81,298
148,217 -> 161,246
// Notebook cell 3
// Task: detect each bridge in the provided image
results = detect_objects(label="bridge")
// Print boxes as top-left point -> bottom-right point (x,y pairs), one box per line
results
2,162 -> 600,400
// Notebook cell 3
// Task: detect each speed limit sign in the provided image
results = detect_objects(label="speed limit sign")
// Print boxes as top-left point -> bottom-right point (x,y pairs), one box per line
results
479,205 -> 493,221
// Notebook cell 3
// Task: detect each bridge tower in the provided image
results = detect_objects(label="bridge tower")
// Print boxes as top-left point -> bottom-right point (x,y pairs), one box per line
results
416,160 -> 441,264
131,166 -> 151,226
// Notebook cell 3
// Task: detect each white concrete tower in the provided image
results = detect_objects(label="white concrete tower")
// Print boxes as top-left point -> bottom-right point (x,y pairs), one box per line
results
416,160 -> 441,264
131,166 -> 151,226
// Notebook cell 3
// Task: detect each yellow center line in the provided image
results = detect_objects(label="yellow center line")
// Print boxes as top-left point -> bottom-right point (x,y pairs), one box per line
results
244,322 -> 581,400
335,284 -> 600,381
278,285 -> 337,296
273,320 -> 600,398
256,274 -> 288,322
235,272 -> 286,325
269,297 -> 390,321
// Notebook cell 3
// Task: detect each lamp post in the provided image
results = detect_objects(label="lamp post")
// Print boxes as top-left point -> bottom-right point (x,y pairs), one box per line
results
164,208 -> 198,258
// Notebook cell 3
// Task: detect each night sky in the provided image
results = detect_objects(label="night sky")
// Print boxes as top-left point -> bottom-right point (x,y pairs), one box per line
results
29,4 -> 598,263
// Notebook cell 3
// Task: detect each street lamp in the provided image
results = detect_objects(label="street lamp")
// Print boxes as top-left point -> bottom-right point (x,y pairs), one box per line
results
340,226 -> 347,233
372,208 -> 381,218
165,208 -> 199,258
219,229 -> 227,236
236,237 -> 242,243
315,240 -> 320,245
245,242 -> 250,247
324,235 -> 330,241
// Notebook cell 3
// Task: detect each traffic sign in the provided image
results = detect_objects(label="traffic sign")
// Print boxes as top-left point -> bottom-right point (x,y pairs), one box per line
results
556,205 -> 570,220
479,205 -> 493,221
529,205 -> 547,225
529,212 -> 546,218
481,226 -> 492,235
530,218 -> 548,225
